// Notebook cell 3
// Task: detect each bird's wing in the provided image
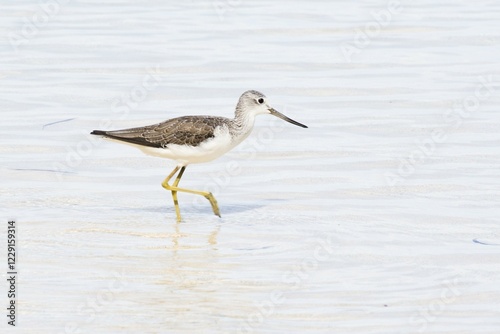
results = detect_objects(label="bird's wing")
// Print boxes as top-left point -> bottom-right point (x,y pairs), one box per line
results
91,116 -> 223,148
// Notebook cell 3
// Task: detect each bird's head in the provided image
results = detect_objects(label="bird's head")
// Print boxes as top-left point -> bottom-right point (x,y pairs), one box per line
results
235,90 -> 308,128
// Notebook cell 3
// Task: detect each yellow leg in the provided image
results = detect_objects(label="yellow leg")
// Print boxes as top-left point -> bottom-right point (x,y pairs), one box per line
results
171,166 -> 185,222
161,166 -> 221,221
162,166 -> 182,221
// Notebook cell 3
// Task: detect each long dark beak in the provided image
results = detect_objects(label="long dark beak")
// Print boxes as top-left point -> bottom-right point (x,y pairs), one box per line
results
269,108 -> 308,128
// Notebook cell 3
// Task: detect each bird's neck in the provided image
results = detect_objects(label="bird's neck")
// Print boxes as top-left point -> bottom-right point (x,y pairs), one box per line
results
230,109 -> 256,143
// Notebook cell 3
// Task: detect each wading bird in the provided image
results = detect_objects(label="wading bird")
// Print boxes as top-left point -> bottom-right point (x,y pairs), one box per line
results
91,90 -> 307,221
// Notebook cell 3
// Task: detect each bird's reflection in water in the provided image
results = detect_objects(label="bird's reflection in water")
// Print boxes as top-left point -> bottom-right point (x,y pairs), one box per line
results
163,220 -> 221,285
170,221 -> 220,253
160,221 -> 222,326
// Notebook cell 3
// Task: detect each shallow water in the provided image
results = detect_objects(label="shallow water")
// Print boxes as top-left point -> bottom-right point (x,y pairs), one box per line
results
1,1 -> 500,333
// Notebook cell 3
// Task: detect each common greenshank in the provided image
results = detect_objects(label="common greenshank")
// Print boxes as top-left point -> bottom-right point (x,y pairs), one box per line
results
91,90 -> 307,221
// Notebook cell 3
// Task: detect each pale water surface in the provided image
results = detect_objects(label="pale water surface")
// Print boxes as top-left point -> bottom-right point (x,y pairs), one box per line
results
1,1 -> 500,333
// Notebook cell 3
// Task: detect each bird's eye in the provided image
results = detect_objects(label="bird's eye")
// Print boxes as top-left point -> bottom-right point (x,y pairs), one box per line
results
257,98 -> 264,104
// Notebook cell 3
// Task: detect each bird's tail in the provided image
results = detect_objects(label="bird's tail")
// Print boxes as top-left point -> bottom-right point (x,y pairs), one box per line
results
90,130 -> 107,136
